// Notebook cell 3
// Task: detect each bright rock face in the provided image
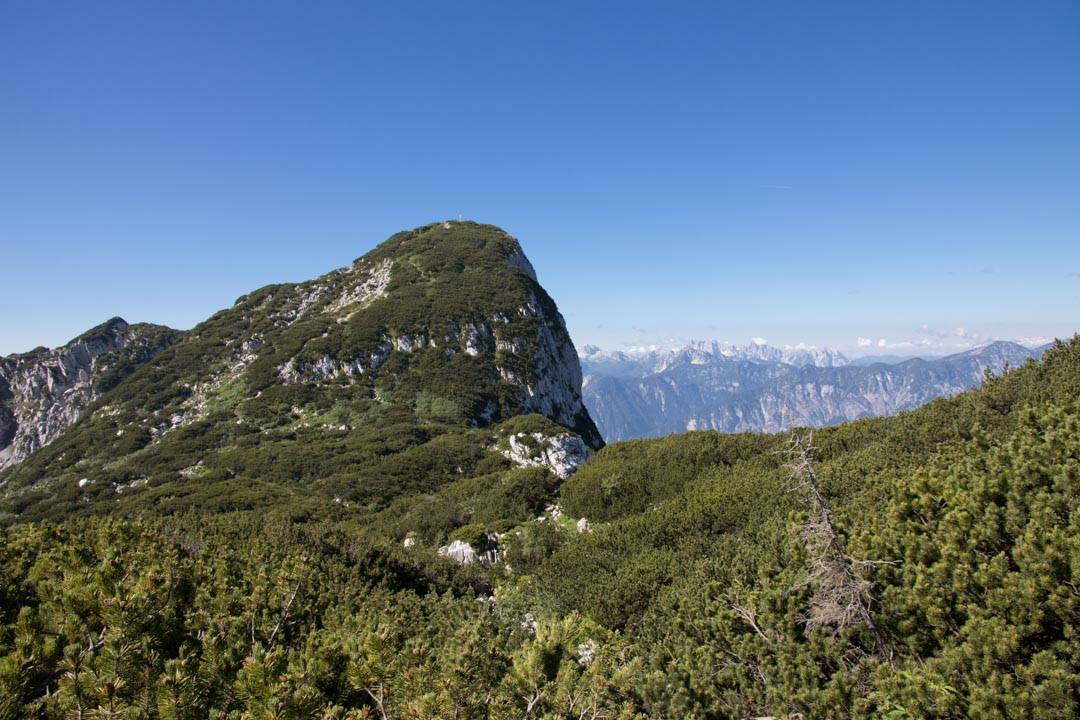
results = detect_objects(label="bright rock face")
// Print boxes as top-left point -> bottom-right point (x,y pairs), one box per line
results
0,318 -> 180,470
501,432 -> 591,479
438,539 -> 479,564
516,302 -> 593,443
437,538 -> 500,565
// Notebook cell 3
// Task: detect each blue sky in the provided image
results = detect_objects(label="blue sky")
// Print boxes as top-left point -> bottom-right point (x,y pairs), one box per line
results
3,1 -> 1078,356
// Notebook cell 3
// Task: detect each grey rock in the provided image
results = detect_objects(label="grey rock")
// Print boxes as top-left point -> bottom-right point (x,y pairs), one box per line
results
437,537 -> 501,565
505,248 -> 538,281
501,433 -> 590,479
575,640 -> 598,666
0,318 -> 181,470
438,539 -> 479,564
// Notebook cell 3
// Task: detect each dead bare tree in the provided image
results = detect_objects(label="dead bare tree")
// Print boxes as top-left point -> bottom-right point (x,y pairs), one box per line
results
786,431 -> 892,663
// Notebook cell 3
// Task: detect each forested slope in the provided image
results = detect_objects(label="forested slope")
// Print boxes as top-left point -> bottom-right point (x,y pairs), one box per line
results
2,335 -> 1078,717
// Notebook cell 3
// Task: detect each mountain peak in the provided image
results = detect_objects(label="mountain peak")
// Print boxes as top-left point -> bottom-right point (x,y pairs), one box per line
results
228,221 -> 600,442
1,222 -> 601,520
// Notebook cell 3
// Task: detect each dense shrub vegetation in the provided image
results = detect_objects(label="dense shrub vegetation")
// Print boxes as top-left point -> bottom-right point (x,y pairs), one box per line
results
1,338 -> 1077,717
2,222 -> 1078,717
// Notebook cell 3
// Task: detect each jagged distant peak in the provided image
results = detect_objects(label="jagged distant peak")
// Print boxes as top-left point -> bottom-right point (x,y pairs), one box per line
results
579,339 -> 849,369
580,336 -> 1056,375
581,336 -> 1050,443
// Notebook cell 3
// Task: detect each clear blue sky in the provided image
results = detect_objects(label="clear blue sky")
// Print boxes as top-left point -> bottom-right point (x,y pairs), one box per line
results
3,1 -> 1078,356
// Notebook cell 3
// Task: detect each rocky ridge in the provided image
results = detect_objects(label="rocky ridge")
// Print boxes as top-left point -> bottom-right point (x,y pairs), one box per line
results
0,318 -> 181,471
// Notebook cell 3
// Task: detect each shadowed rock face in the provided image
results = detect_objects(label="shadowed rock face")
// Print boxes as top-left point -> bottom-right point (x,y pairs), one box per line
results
0,318 -> 182,469
0,406 -> 14,450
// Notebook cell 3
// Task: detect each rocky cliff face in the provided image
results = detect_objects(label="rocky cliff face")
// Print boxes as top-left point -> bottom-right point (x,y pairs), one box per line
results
0,318 -> 181,470
583,340 -> 1046,441
230,220 -> 602,447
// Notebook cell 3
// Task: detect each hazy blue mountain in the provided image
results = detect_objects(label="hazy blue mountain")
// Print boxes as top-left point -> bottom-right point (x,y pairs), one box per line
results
848,353 -> 933,366
582,340 -> 1048,442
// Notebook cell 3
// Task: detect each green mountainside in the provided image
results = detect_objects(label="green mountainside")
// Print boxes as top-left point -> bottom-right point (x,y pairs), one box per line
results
1,222 -> 1079,717
0,222 -> 601,523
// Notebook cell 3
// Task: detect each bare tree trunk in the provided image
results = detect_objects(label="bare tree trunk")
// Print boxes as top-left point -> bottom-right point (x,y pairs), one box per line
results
786,431 -> 892,663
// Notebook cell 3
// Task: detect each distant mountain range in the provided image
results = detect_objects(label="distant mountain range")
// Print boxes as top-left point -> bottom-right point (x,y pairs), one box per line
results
580,339 -> 1052,442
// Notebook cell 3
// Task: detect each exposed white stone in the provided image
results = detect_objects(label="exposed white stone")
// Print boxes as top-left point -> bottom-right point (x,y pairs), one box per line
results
369,338 -> 394,370
276,334 -> 394,385
230,336 -> 263,371
517,298 -> 542,318
178,461 -> 204,478
498,366 -> 525,384
576,517 -> 592,533
298,287 -> 327,316
329,259 -> 393,316
501,432 -> 591,479
394,333 -> 427,352
111,477 -> 147,495
495,337 -> 529,353
437,535 -> 502,565
463,323 -> 493,357
438,539 -> 479,564
575,640 -> 598,666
